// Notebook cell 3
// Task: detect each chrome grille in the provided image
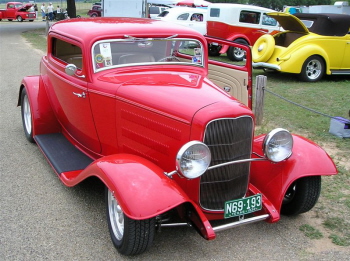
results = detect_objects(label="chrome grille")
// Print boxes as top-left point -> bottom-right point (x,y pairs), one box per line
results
200,117 -> 253,210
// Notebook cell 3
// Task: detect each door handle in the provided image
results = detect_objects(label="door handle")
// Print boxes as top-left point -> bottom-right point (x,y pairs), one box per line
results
73,92 -> 86,98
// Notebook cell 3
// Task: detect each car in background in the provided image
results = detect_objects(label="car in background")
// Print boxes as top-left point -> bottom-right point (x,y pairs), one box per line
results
207,3 -> 280,61
87,5 -> 102,17
18,16 -> 337,256
155,7 -> 207,34
149,5 -> 168,19
252,13 -> 350,82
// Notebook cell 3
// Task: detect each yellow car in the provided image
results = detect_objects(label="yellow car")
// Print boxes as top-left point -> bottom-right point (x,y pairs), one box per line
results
252,13 -> 350,82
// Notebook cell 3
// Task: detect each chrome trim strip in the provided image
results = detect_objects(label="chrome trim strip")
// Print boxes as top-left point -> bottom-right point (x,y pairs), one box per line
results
212,214 -> 270,232
252,62 -> 280,70
208,157 -> 267,170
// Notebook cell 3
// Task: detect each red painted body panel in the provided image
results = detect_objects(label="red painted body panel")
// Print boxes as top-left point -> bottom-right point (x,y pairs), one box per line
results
207,21 -> 280,53
19,76 -> 60,136
250,134 -> 337,213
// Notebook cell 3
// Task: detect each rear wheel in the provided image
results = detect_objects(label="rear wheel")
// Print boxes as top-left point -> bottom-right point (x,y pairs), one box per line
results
20,88 -> 34,143
298,55 -> 325,82
227,39 -> 248,61
208,44 -> 221,56
106,188 -> 155,256
281,176 -> 321,216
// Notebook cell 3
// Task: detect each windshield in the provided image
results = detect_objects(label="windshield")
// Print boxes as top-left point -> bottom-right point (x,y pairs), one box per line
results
92,38 -> 204,73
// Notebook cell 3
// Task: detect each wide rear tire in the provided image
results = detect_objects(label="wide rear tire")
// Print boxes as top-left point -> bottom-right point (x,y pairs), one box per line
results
298,55 -> 325,82
281,176 -> 321,216
106,188 -> 155,256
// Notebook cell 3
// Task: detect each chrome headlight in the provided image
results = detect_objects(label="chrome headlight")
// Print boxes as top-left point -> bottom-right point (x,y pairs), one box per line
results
263,128 -> 293,163
176,141 -> 211,179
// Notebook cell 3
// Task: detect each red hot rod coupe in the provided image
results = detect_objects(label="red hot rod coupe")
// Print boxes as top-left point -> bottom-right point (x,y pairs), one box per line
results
18,17 -> 337,256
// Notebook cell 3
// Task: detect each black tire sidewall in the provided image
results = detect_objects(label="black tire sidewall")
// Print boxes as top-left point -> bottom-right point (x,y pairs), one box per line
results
281,176 -> 321,216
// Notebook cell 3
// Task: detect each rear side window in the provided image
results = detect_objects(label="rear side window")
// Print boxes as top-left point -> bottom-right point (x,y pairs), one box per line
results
177,13 -> 189,20
239,11 -> 260,24
52,38 -> 83,69
210,8 -> 220,17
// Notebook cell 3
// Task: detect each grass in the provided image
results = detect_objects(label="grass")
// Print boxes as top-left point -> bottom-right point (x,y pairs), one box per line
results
299,224 -> 323,240
21,16 -> 350,248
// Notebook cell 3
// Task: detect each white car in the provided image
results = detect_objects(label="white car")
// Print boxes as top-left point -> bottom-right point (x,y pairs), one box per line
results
155,7 -> 207,35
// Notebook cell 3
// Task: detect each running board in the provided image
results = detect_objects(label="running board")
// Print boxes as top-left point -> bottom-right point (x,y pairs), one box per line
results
331,70 -> 350,75
34,133 -> 93,174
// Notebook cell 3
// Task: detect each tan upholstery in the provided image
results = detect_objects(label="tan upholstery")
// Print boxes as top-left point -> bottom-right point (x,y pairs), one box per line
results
118,53 -> 155,64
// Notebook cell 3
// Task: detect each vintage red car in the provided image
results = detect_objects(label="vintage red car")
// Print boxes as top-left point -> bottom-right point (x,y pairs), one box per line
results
0,2 -> 36,22
18,17 -> 337,256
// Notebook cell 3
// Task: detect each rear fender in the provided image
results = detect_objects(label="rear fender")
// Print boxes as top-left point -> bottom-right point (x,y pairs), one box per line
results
279,45 -> 329,74
250,134 -> 337,213
219,35 -> 250,54
18,76 -> 60,136
61,154 -> 215,239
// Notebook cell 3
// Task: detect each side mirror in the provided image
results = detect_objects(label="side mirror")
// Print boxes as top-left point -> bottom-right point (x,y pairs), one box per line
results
65,64 -> 85,78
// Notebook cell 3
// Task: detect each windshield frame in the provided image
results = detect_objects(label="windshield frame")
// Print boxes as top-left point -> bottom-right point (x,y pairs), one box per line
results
91,38 -> 205,73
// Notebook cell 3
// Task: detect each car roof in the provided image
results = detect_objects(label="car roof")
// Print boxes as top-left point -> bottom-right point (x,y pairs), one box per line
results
294,13 -> 350,36
209,3 -> 276,13
49,17 -> 205,44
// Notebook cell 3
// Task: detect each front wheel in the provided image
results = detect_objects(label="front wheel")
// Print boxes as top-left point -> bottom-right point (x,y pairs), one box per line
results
17,16 -> 23,22
281,176 -> 321,216
20,88 -> 34,143
298,55 -> 325,82
106,188 -> 155,256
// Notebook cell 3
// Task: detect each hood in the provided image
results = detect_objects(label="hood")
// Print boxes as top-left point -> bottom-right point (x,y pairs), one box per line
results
267,12 -> 309,34
19,4 -> 33,11
98,71 -> 243,123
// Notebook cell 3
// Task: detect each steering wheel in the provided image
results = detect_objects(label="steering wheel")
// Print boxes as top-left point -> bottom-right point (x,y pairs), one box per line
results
157,56 -> 180,62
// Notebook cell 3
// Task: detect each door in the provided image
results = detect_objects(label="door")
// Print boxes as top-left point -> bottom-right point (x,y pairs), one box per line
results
43,37 -> 101,153
205,36 -> 252,108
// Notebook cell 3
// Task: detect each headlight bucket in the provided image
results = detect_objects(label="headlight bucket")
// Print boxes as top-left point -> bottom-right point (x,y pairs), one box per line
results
263,128 -> 293,163
176,141 -> 211,179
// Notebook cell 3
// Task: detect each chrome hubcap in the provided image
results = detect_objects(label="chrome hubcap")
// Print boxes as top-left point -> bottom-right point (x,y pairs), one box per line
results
108,190 -> 124,240
234,47 -> 245,59
306,59 -> 322,80
23,95 -> 32,135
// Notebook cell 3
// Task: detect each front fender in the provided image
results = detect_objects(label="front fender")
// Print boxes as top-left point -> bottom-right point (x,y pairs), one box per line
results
60,154 -> 216,240
18,76 -> 60,136
250,134 -> 337,213
279,45 -> 329,74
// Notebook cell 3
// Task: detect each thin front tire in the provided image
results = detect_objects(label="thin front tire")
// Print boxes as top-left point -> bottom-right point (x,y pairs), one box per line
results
21,89 -> 34,143
106,188 -> 155,256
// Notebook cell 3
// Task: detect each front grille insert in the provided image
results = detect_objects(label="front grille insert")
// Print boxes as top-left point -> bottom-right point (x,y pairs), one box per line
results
200,117 -> 253,210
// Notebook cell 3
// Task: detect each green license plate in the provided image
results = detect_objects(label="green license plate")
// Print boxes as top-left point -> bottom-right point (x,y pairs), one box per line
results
224,194 -> 262,219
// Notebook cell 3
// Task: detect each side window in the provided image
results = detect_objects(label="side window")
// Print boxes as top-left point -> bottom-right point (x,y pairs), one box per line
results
190,13 -> 203,22
210,8 -> 220,17
177,13 -> 189,20
52,38 -> 83,69
239,11 -> 260,24
8,4 -> 14,8
262,13 -> 277,26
